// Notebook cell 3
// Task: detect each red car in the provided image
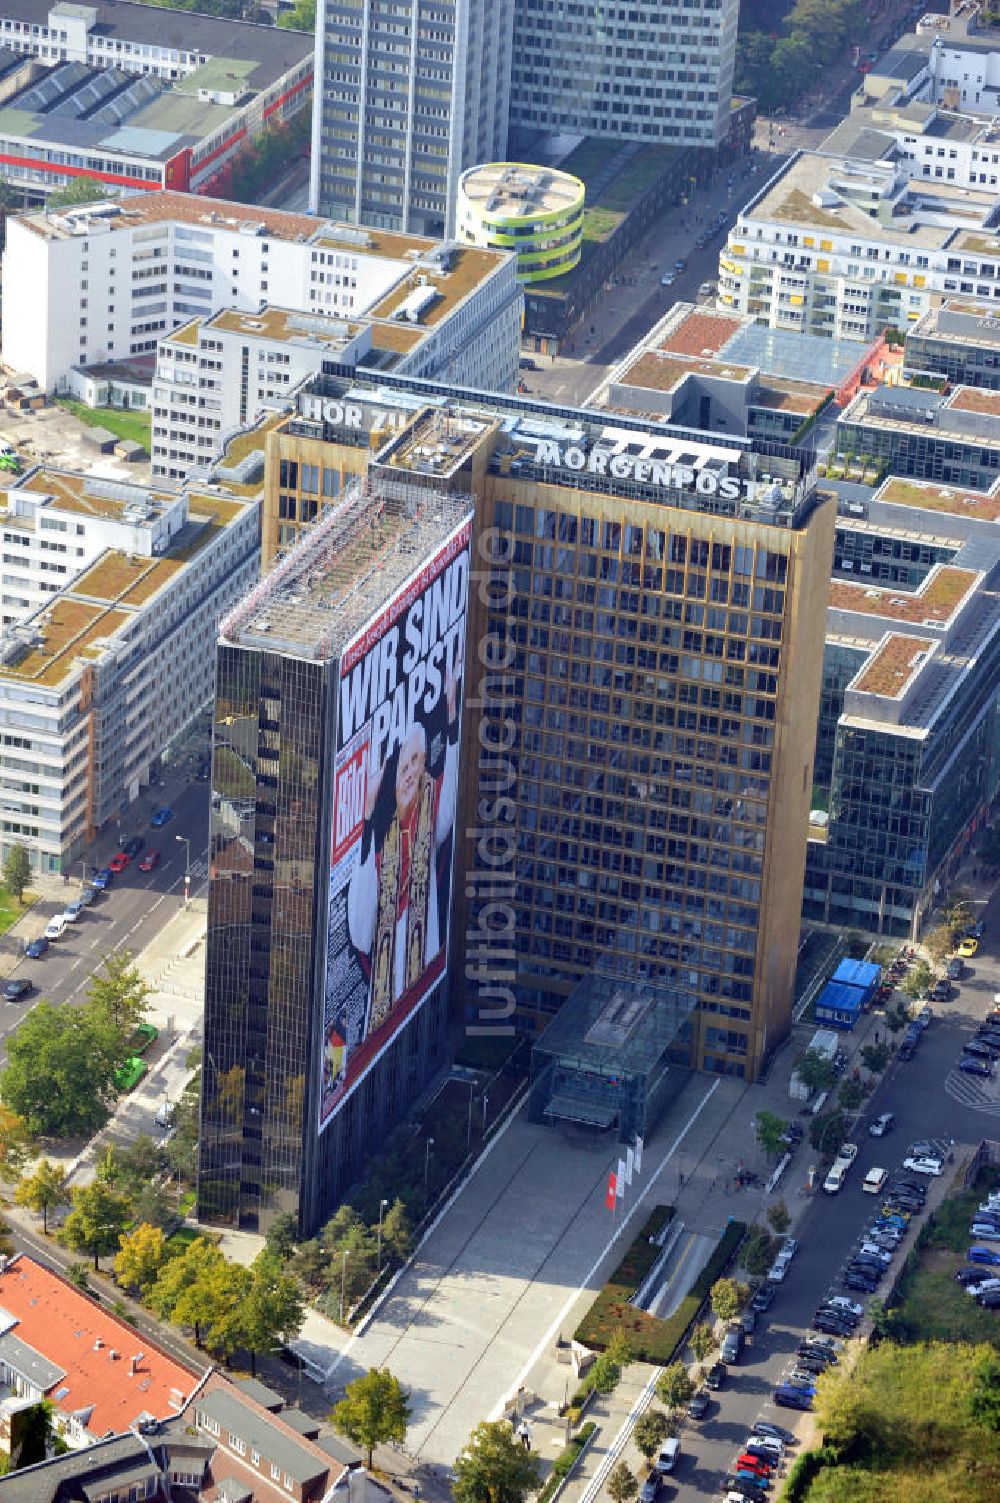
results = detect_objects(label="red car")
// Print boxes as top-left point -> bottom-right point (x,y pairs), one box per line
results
736,1456 -> 773,1477
108,851 -> 131,874
138,850 -> 160,872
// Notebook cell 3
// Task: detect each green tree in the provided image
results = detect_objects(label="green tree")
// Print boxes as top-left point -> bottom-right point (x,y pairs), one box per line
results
203,1262 -> 253,1364
633,1408 -> 671,1461
689,1322 -> 716,1365
265,1210 -> 300,1264
331,1367 -> 410,1469
0,1106 -> 30,1183
710,1278 -> 743,1323
61,1180 -> 132,1269
883,1003 -> 909,1035
606,1328 -> 634,1369
1,1000 -> 125,1137
114,1222 -> 168,1294
923,925 -> 954,964
861,1041 -> 891,1073
3,844 -> 30,904
239,1251 -> 305,1374
969,1354 -> 1000,1432
65,1261 -> 90,1292
294,1238 -> 327,1291
838,1077 -> 865,1112
766,1199 -> 791,1235
149,1237 -> 229,1347
754,1110 -> 787,1157
588,1351 -> 621,1394
164,1077 -> 200,1184
607,1461 -> 638,1503
453,1420 -> 541,1503
809,1111 -> 847,1155
867,1298 -> 894,1339
901,960 -> 933,999
15,1159 -> 68,1233
277,0 -> 316,26
796,1048 -> 837,1092
741,1230 -> 778,1277
381,1197 -> 413,1262
87,950 -> 149,1035
47,178 -> 108,208
655,1362 -> 695,1413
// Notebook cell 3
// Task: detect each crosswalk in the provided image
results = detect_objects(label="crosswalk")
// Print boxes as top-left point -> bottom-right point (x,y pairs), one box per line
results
944,1068 -> 1000,1115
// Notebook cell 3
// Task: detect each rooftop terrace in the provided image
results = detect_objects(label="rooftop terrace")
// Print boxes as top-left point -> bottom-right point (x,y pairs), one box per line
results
828,562 -> 979,625
875,475 -> 1000,521
852,632 -> 934,697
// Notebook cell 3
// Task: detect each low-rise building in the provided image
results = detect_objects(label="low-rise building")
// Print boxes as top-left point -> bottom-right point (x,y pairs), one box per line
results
904,296 -> 1000,388
836,382 -> 1000,490
805,473 -> 1000,936
0,1253 -> 202,1449
0,4 -> 312,204
0,450 -> 261,874
2,191 -> 522,398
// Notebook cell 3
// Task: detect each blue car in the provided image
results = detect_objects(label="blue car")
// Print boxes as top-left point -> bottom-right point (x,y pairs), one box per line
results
960,1057 -> 993,1077
969,1246 -> 1000,1266
91,868 -> 113,890
25,936 -> 48,959
774,1386 -> 812,1411
150,806 -> 173,828
735,1472 -> 770,1490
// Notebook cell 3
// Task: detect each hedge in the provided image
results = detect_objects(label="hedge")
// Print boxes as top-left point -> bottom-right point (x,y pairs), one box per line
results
537,1421 -> 597,1503
574,1213 -> 747,1365
573,1206 -> 674,1353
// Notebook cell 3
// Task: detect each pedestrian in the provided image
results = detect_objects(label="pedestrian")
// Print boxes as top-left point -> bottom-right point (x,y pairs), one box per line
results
517,1420 -> 529,1450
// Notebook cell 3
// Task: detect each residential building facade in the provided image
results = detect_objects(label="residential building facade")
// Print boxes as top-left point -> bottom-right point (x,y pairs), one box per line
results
3,191 -> 520,398
0,460 -> 260,873
904,297 -> 1000,389
508,0 -> 739,149
310,0 -> 513,236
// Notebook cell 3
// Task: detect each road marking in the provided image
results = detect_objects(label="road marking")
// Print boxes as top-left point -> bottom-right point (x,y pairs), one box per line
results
487,1079 -> 721,1420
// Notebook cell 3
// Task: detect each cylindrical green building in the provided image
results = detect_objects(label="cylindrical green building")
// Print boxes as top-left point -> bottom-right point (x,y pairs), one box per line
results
456,162 -> 585,283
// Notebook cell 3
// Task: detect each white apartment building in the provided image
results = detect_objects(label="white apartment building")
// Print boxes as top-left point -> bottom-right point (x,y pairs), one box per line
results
311,0 -> 513,236
0,462 -> 261,873
509,0 -> 739,149
152,268 -> 523,480
0,0 -> 310,87
719,147 -> 1000,342
3,190 -> 522,395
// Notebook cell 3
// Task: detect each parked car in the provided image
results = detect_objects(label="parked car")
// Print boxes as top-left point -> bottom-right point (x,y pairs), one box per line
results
2,978 -> 32,1001
915,1006 -> 933,1029
902,1156 -> 943,1176
957,937 -> 979,958
705,1362 -> 727,1390
687,1388 -> 711,1419
43,915 -> 67,941
869,1113 -> 894,1137
969,1246 -> 1000,1265
62,899 -> 85,923
108,852 -> 131,874
751,1284 -> 776,1312
946,959 -> 964,981
931,981 -> 952,1002
751,1423 -> 795,1444
773,1386 -> 812,1411
25,936 -> 48,959
138,850 -> 161,872
654,1441 -> 680,1476
150,806 -> 173,828
824,1296 -> 863,1317
91,868 -> 113,890
862,1167 -> 888,1194
518,357 -> 538,371
740,1309 -> 757,1336
978,1288 -> 1000,1308
722,1326 -> 744,1363
639,1473 -> 663,1503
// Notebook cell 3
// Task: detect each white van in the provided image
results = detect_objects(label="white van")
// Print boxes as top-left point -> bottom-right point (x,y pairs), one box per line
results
823,1162 -> 847,1194
863,1167 -> 888,1195
655,1440 -> 680,1475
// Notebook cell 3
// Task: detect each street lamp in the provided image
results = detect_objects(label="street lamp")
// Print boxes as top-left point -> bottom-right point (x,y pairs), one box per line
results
482,1094 -> 489,1132
424,1137 -> 435,1200
175,835 -> 191,906
376,1197 -> 389,1271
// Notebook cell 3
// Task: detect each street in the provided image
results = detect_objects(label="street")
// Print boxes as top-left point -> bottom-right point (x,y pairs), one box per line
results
660,881 -> 1000,1501
0,771 -> 211,1055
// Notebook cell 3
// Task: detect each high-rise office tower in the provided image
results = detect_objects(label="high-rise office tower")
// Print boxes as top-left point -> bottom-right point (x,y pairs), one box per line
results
310,0 -> 514,236
257,374 -> 834,1086
198,481 -> 472,1234
509,0 -> 739,148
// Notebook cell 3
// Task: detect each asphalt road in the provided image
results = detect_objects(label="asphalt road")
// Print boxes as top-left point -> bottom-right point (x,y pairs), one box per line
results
667,884 -> 1000,1499
0,773 -> 211,1054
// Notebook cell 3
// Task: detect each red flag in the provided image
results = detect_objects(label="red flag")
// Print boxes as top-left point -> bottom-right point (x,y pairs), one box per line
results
605,1170 -> 617,1210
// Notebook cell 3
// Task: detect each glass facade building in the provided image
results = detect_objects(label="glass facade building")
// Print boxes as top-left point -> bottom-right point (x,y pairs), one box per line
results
199,485 -> 471,1235
266,373 -> 834,1084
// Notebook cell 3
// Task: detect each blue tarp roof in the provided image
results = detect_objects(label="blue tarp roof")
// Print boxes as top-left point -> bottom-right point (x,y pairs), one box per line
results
816,980 -> 865,1015
832,958 -> 882,992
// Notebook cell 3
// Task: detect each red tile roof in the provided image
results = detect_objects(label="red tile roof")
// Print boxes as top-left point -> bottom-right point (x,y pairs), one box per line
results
0,1255 -> 201,1438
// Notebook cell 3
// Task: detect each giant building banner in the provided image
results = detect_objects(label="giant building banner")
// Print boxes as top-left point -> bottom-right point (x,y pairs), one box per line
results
319,516 -> 473,1130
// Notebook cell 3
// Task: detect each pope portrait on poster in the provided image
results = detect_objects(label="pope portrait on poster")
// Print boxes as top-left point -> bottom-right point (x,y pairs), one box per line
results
319,520 -> 471,1129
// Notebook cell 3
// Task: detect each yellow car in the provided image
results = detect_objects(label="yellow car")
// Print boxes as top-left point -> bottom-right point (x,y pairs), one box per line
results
957,937 -> 979,958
